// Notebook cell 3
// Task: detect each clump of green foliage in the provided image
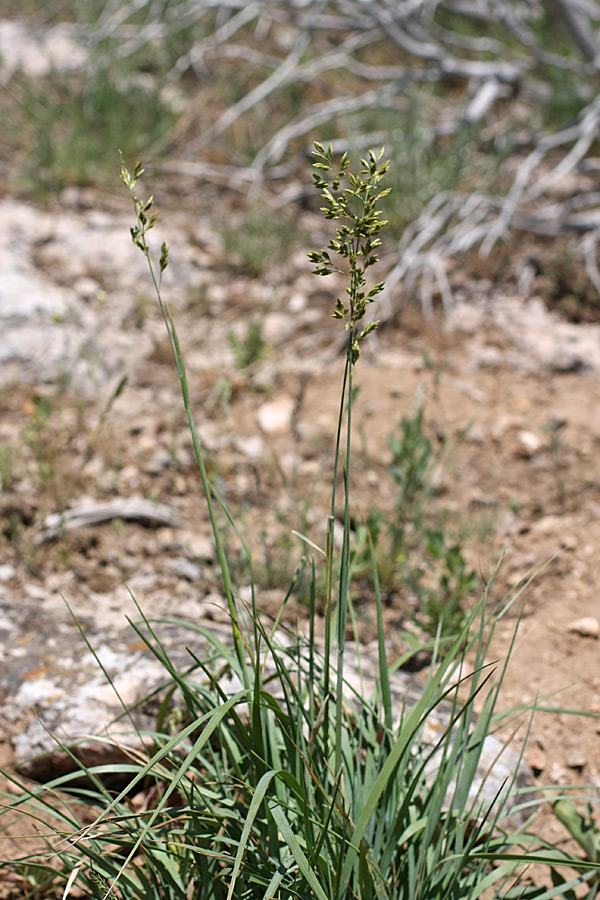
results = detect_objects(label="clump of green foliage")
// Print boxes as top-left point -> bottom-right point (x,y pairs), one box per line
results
10,67 -> 173,196
219,206 -> 304,277
350,399 -> 477,637
228,319 -> 269,369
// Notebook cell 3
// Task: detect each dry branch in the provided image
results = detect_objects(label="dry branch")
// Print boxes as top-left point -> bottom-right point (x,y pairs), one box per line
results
35,498 -> 184,544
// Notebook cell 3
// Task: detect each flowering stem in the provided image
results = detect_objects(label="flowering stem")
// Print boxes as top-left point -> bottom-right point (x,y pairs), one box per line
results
308,142 -> 390,777
121,159 -> 248,681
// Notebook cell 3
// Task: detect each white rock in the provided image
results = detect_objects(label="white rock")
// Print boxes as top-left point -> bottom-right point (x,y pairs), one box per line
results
262,312 -> 295,344
257,396 -> 294,433
0,565 -> 16,582
549,763 -> 568,784
73,276 -> 101,300
516,430 -> 542,457
235,435 -> 265,459
279,451 -> 301,472
567,617 -> 600,638
566,750 -> 587,771
163,557 -> 202,581
178,531 -> 215,561
0,20 -> 87,81
532,515 -> 562,534
198,593 -> 230,624
120,464 -> 140,488
144,450 -> 174,474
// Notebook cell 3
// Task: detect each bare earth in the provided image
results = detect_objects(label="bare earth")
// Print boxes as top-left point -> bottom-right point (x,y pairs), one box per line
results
1,189 -> 600,863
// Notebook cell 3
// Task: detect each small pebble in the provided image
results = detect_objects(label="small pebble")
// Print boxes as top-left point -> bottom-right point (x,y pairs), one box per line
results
516,430 -> 542,458
144,450 -> 173,474
177,531 -> 215,561
257,396 -> 294,433
163,557 -> 202,581
73,276 -> 100,300
262,311 -> 295,344
235,435 -> 265,459
566,750 -> 587,772
567,617 -> 600,639
549,762 -> 567,784
0,565 -> 16,582
526,744 -> 547,775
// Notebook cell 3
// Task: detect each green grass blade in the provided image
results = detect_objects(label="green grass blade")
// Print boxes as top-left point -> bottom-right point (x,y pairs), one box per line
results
261,861 -> 288,900
368,525 -> 392,730
269,802 -> 330,900
340,618 -> 487,889
226,769 -> 280,900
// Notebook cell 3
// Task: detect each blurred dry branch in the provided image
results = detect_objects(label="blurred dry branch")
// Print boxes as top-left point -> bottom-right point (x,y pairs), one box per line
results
35,498 -> 183,544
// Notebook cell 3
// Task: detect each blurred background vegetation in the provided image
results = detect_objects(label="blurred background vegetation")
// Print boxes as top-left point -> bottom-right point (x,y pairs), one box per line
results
2,0 -> 600,314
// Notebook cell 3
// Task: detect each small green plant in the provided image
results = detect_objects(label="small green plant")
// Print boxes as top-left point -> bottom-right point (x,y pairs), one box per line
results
228,318 -> 268,369
133,292 -> 150,328
18,378 -> 126,515
423,529 -> 478,634
349,398 -> 477,636
1,146 -> 598,900
388,398 -> 435,566
8,863 -> 59,900
219,206 -> 303,277
543,414 -> 573,509
11,65 -> 173,195
348,96 -> 500,241
0,446 -> 15,492
23,393 -> 69,511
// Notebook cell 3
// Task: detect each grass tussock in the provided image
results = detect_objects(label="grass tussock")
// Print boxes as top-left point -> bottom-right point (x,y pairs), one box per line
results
0,146 -> 598,900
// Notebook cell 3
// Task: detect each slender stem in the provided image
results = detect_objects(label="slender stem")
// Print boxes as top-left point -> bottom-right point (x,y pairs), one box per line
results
141,244 -> 247,682
326,356 -> 349,763
323,513 -> 335,753
334,330 -> 355,780
330,358 -> 349,519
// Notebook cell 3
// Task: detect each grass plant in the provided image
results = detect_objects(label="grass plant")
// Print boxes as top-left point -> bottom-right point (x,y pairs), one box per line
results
16,376 -> 127,517
5,61 -> 173,196
1,146 -> 599,900
218,206 -> 304,278
0,447 -> 15,493
228,319 -> 269,370
350,398 -> 478,637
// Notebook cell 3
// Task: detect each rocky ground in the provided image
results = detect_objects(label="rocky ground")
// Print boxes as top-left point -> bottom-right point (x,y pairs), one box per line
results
2,181 -> 600,865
